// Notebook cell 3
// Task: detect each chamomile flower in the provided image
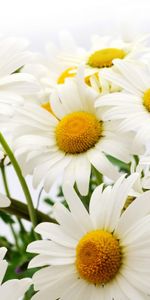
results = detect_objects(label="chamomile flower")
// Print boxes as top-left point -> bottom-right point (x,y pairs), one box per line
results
27,173 -> 150,300
60,34 -> 150,93
12,73 -> 133,195
0,36 -> 39,128
96,59 -> 150,148
0,247 -> 31,299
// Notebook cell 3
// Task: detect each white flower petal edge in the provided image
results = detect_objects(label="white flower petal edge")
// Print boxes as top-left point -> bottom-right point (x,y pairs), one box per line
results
12,71 -> 134,195
95,59 -> 150,152
0,247 -> 31,299
0,193 -> 10,208
27,173 -> 150,300
0,37 -> 40,127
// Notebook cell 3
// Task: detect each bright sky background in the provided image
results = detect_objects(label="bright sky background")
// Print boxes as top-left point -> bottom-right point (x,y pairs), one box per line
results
0,0 -> 150,239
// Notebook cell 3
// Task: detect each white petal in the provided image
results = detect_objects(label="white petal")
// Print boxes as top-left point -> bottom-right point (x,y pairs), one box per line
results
53,202 -> 86,240
0,278 -> 31,300
28,254 -> 74,268
0,193 -> 10,208
0,260 -> 8,284
27,240 -> 75,257
0,73 -> 40,95
87,149 -> 119,181
63,182 -> 94,232
35,223 -> 77,248
116,190 -> 150,236
75,154 -> 91,196
116,273 -> 147,300
31,272 -> 77,300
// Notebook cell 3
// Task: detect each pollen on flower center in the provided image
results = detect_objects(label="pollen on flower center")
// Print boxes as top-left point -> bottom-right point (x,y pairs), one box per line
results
57,67 -> 77,84
56,112 -> 103,154
76,230 -> 122,284
87,48 -> 126,68
143,89 -> 150,112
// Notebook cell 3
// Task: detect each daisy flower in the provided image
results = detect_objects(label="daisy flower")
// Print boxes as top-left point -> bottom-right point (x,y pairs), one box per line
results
0,247 -> 31,299
12,73 -> 133,195
0,36 -> 39,127
27,173 -> 150,300
59,34 -> 150,93
95,59 -> 150,147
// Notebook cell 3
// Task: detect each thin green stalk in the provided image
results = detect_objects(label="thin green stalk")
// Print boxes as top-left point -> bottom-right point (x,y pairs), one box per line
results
0,164 -> 21,249
0,165 -> 11,197
9,223 -> 20,251
17,217 -> 26,233
1,165 -> 27,234
0,133 -> 38,238
1,198 -> 56,223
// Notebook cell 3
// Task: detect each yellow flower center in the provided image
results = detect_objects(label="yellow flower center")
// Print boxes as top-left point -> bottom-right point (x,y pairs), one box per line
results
76,230 -> 122,285
143,89 -> 150,112
88,48 -> 126,68
41,101 -> 52,113
57,67 -> 77,84
56,112 -> 103,154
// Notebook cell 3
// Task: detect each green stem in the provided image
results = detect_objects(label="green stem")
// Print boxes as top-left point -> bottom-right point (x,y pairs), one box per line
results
0,133 -> 38,238
1,198 -> 56,224
9,223 -> 20,251
17,217 -> 26,233
0,165 -> 11,197
0,164 -> 21,249
1,166 -> 27,234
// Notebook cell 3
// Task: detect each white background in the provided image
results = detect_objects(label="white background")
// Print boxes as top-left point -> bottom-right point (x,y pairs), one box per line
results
1,0 -> 150,50
0,0 -> 150,239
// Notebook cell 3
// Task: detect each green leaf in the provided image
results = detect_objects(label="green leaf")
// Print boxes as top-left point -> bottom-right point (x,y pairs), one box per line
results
0,211 -> 15,224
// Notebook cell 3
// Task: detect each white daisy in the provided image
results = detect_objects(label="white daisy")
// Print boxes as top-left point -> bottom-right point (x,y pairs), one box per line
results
95,59 -> 150,148
27,173 -> 150,300
0,247 -> 31,300
12,73 -> 133,195
0,36 -> 39,127
59,34 -> 150,93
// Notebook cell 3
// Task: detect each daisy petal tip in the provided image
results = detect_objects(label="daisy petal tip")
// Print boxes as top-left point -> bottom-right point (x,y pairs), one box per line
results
34,223 -> 45,235
0,193 -> 11,208
28,260 -> 35,269
0,247 -> 7,258
26,243 -> 33,253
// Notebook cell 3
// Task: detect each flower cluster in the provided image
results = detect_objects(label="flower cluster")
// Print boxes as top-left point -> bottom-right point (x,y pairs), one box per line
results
1,33 -> 150,299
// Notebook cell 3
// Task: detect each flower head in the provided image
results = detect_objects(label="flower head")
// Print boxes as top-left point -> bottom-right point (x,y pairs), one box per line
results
12,72 -> 133,195
59,34 -> 150,93
28,173 -> 150,300
96,59 -> 150,151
